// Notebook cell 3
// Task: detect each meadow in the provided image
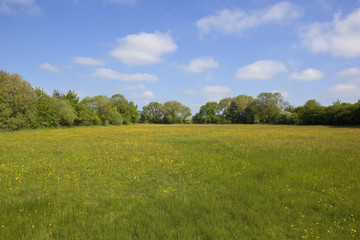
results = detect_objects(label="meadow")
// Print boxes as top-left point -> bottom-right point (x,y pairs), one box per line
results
0,125 -> 359,239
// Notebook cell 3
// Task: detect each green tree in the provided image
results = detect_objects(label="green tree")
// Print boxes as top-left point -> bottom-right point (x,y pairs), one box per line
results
0,70 -> 37,130
140,102 -> 163,123
255,92 -> 287,123
219,97 -> 233,122
277,111 -> 299,124
296,99 -> 324,125
162,101 -> 191,124
81,96 -> 122,125
194,102 -> 221,124
34,88 -> 77,127
229,95 -> 256,123
110,94 -> 139,124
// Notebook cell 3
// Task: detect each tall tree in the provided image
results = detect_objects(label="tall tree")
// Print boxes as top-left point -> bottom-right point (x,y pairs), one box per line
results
110,94 -> 139,124
140,102 -> 164,123
0,70 -> 37,130
193,102 -> 221,124
162,101 -> 191,124
229,95 -> 256,123
82,96 -> 122,125
219,97 -> 233,122
296,99 -> 324,125
34,88 -> 77,127
255,92 -> 287,123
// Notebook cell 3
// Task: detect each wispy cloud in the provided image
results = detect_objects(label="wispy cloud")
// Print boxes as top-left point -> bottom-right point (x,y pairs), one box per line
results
201,86 -> 231,101
300,8 -> 360,58
0,0 -> 41,15
327,83 -> 360,97
131,90 -> 155,99
116,84 -> 146,91
91,68 -> 158,82
110,32 -> 177,65
73,57 -> 104,66
182,85 -> 231,101
181,57 -> 219,73
235,60 -> 287,80
290,68 -> 324,81
196,1 -> 302,37
336,67 -> 360,78
39,63 -> 59,73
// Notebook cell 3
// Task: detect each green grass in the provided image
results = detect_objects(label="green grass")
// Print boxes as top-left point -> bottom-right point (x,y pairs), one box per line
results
0,125 -> 359,239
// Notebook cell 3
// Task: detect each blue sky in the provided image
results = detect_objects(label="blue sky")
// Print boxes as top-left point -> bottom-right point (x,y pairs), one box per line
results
1,0 -> 360,114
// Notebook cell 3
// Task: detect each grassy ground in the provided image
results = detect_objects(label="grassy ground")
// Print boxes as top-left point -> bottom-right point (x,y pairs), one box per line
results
0,125 -> 359,239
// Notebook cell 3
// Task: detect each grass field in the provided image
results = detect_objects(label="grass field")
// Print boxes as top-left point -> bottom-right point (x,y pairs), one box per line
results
0,125 -> 359,239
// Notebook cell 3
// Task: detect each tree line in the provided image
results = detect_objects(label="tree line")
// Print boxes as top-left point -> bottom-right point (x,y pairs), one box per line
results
1,70 -> 359,130
192,93 -> 360,125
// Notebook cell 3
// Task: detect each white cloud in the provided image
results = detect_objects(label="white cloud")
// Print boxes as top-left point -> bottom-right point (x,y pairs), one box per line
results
196,1 -> 302,36
110,32 -> 177,65
39,63 -> 59,73
301,8 -> 360,58
336,67 -> 360,78
327,83 -> 360,97
0,0 -> 40,15
181,57 -> 219,73
73,57 -> 104,66
92,68 -> 158,82
182,86 -> 231,101
235,60 -> 287,80
131,90 -> 155,99
201,85 -> 231,101
117,84 -> 146,91
290,68 -> 324,81
140,90 -> 155,99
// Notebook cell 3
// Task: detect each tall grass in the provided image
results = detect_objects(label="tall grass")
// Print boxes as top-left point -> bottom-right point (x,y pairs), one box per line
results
0,125 -> 359,239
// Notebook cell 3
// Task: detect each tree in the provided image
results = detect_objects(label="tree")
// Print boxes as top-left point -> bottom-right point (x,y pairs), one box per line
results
81,96 -> 122,125
162,101 -> 191,124
0,70 -> 37,130
229,95 -> 256,123
296,99 -> 324,125
110,94 -> 139,124
52,89 -> 63,99
219,97 -> 233,122
61,90 -> 85,125
34,88 -> 77,127
193,102 -> 221,124
140,102 -> 164,123
277,111 -> 299,124
255,92 -> 287,123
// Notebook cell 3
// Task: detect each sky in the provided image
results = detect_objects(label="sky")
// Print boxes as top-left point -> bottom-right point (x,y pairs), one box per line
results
1,0 -> 360,114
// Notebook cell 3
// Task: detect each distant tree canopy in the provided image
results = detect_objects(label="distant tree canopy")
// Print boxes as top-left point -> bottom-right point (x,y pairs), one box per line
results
193,93 -> 359,125
140,101 -> 191,124
192,102 -> 221,124
1,69 -> 359,131
0,70 -> 142,130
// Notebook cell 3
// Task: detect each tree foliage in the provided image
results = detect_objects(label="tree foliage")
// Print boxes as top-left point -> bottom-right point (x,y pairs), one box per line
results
193,102 -> 221,124
140,102 -> 164,123
110,94 -> 139,124
162,101 -> 191,124
0,70 -> 37,130
140,101 -> 191,124
1,69 -> 359,130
